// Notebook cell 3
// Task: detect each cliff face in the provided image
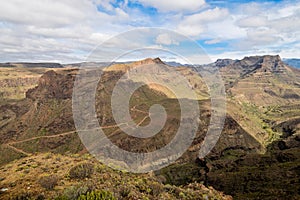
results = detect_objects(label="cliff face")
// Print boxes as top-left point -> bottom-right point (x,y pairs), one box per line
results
26,70 -> 77,100
224,55 -> 300,105
0,66 -> 65,100
214,58 -> 236,68
219,55 -> 288,79
0,69 -> 79,157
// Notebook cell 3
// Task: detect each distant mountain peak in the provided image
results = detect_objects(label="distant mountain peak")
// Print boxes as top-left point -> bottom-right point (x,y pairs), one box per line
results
229,55 -> 285,73
240,55 -> 282,66
262,54 -> 281,60
104,58 -> 166,72
207,56 -> 283,70
214,58 -> 236,68
260,55 -> 284,70
131,57 -> 165,66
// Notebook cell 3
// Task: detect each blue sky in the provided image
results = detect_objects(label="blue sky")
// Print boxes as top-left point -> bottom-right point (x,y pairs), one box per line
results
0,0 -> 299,63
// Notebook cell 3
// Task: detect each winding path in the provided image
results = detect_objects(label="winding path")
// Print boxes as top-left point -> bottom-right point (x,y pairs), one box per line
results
4,106 -> 150,156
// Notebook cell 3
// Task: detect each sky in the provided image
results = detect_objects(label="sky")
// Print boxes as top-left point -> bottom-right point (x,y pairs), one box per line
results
0,0 -> 299,64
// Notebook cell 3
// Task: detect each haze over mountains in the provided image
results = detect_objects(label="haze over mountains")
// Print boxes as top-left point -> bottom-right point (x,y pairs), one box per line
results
0,55 -> 299,199
1,56 -> 300,69
284,58 -> 300,69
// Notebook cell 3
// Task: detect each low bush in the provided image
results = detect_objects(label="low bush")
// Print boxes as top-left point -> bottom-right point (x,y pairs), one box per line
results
77,190 -> 115,200
69,163 -> 94,179
38,174 -> 59,190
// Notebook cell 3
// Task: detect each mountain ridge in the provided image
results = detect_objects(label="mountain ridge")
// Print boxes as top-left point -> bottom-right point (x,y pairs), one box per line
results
0,55 -> 299,199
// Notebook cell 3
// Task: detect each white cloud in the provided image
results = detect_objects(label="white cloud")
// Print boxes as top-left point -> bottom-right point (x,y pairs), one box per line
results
270,14 -> 300,33
231,2 -> 300,55
94,0 -> 115,11
0,0 -> 96,28
271,2 -> 300,19
114,7 -> 130,21
185,54 -> 213,64
0,0 -> 137,63
155,33 -> 179,45
135,0 -> 206,12
204,17 -> 247,40
182,7 -> 228,24
26,26 -> 89,39
0,0 -> 299,63
237,2 -> 265,16
204,38 -> 221,45
247,28 -> 281,45
279,46 -> 300,59
236,16 -> 268,27
177,7 -> 229,37
209,45 -> 300,61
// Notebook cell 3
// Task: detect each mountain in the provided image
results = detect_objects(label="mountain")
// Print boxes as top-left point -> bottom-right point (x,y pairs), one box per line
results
0,62 -> 63,68
63,62 -> 116,68
182,55 -> 300,199
220,55 -> 300,105
0,65 -> 68,101
0,58 -> 260,162
164,61 -> 195,67
164,61 -> 183,67
214,58 -> 236,68
206,55 -> 300,145
103,57 -> 165,71
0,56 -> 299,199
0,58 -> 238,199
202,58 -> 236,69
283,58 -> 300,69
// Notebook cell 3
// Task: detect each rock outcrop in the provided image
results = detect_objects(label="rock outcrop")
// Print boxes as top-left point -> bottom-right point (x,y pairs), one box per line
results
26,70 -> 77,100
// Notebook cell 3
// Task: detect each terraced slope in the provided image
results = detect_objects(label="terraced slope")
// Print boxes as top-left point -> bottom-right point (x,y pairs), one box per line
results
213,55 -> 300,146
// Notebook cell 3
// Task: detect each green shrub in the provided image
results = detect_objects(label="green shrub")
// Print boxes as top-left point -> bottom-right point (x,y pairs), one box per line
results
62,185 -> 91,199
38,174 -> 59,190
55,196 -> 69,200
77,190 -> 115,200
11,192 -> 32,200
149,182 -> 164,196
119,186 -> 130,198
69,163 -> 94,179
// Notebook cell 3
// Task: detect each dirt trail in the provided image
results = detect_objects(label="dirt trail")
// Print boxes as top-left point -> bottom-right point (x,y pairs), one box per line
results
5,106 -> 150,156
131,105 -> 149,114
137,116 -> 149,126
5,131 -> 77,156
8,131 -> 76,145
4,144 -> 31,156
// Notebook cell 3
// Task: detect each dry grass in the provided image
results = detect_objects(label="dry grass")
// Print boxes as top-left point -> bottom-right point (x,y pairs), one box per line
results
0,153 -> 232,200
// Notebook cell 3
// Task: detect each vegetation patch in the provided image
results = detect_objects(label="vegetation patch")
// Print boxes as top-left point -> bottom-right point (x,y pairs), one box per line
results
38,174 -> 59,190
69,163 -> 94,179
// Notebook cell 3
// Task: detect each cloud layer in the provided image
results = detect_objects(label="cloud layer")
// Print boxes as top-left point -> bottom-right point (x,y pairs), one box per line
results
0,0 -> 299,63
